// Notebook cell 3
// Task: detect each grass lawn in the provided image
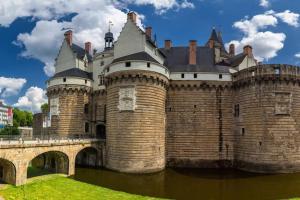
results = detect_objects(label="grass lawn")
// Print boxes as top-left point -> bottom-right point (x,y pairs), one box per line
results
0,174 -> 161,200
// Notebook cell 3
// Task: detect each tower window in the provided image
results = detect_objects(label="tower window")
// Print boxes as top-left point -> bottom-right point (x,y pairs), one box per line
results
85,80 -> 87,84
275,67 -> 281,75
147,62 -> 151,68
100,61 -> 105,66
99,75 -> 104,86
234,104 -> 240,117
107,67 -> 110,72
85,122 -> 89,133
194,73 -> 197,78
241,128 -> 245,136
125,62 -> 131,67
63,78 -> 66,82
181,74 -> 185,78
84,104 -> 89,114
219,74 -> 223,79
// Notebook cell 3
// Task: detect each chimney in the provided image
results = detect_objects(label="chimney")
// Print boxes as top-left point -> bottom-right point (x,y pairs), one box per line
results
229,43 -> 235,56
127,12 -> 137,23
243,45 -> 253,57
85,42 -> 91,54
64,30 -> 72,46
165,40 -> 172,49
145,27 -> 152,38
189,40 -> 197,65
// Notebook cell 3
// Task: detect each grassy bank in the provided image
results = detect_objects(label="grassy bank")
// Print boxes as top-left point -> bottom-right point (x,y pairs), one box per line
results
0,174 -> 160,200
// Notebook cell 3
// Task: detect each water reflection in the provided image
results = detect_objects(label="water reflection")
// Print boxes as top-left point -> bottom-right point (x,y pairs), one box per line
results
73,167 -> 300,200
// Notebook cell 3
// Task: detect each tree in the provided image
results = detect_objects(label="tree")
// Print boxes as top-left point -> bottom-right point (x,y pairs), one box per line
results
13,108 -> 33,127
41,103 -> 49,113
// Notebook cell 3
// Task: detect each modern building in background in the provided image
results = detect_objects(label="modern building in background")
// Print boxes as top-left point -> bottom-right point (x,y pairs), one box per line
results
0,101 -> 13,128
33,12 -> 300,174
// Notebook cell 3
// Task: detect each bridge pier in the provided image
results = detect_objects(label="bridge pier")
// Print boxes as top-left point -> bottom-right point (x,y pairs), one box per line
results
15,161 -> 27,186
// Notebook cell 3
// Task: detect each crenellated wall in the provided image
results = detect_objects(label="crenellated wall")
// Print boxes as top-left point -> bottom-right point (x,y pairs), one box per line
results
47,85 -> 92,136
233,64 -> 300,173
166,81 -> 234,168
105,70 -> 168,173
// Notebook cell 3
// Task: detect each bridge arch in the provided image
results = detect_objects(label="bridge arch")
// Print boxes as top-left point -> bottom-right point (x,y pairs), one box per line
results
28,151 -> 69,178
0,158 -> 16,185
75,147 -> 100,168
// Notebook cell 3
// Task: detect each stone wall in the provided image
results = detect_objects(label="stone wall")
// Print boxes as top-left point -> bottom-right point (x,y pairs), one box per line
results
105,70 -> 168,173
166,81 -> 234,168
47,86 -> 92,136
233,64 -> 300,173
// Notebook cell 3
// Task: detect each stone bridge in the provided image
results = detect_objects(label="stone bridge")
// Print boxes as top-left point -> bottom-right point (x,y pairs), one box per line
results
0,138 -> 105,186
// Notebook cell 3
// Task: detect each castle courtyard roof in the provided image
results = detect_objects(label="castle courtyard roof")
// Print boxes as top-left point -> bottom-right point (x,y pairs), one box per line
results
112,52 -> 160,64
51,68 -> 93,80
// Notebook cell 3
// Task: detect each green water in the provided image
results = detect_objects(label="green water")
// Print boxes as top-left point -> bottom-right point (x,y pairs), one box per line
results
74,167 -> 300,200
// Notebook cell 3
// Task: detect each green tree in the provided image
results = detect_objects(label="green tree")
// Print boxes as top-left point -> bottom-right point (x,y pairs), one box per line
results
13,108 -> 33,127
41,103 -> 49,113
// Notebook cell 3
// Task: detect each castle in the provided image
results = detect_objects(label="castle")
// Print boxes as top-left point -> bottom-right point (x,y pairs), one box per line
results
41,12 -> 300,174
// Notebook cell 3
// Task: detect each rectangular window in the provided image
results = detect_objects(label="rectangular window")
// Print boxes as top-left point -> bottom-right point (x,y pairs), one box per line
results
85,80 -> 87,84
100,61 -> 104,66
84,104 -> 89,114
147,62 -> 151,68
241,128 -> 245,136
125,62 -> 131,67
194,73 -> 197,78
219,74 -> 223,79
85,122 -> 89,133
275,67 -> 281,75
181,74 -> 185,78
107,67 -> 110,72
99,75 -> 104,86
234,104 -> 240,117
63,78 -> 66,82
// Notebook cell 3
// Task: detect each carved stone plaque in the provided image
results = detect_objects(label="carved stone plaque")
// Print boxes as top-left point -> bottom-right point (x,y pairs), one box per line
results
50,97 -> 59,116
118,86 -> 136,111
275,92 -> 291,115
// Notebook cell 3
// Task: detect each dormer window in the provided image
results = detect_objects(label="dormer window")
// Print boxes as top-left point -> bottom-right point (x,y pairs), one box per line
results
125,62 -> 131,67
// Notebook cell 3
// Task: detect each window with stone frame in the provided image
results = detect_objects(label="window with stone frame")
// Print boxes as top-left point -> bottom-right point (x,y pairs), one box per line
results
275,92 -> 291,115
98,75 -> 105,86
85,122 -> 89,133
234,104 -> 240,117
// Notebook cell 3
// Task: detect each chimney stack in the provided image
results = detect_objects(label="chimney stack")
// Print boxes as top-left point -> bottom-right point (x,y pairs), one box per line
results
64,30 -> 72,46
145,27 -> 152,38
189,40 -> 197,65
85,42 -> 91,54
165,40 -> 172,49
243,45 -> 253,57
229,43 -> 235,56
127,12 -> 137,24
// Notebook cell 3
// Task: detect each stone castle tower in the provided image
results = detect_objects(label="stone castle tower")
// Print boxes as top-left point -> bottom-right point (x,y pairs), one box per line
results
41,12 -> 300,174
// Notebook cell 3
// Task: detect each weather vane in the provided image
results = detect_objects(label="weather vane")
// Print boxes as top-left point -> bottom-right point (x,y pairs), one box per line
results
108,21 -> 113,32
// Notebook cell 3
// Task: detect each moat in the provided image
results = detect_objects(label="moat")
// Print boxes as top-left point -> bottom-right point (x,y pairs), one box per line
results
74,168 -> 300,200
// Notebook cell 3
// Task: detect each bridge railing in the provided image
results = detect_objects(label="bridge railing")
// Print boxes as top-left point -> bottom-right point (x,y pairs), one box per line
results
0,134 -> 100,144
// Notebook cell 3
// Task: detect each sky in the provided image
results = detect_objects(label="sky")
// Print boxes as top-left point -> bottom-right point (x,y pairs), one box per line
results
0,0 -> 300,113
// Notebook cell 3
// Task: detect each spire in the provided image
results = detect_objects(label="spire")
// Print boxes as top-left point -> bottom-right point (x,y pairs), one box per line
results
209,28 -> 219,41
217,31 -> 224,44
104,21 -> 114,50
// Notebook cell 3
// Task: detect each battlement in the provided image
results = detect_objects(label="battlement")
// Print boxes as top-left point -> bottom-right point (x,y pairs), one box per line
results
232,64 -> 300,84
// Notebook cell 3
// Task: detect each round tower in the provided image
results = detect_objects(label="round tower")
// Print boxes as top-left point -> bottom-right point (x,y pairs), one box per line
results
105,59 -> 169,173
233,64 -> 300,173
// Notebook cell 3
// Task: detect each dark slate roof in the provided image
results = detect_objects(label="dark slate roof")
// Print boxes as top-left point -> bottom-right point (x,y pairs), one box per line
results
228,53 -> 246,67
112,52 -> 160,64
71,44 -> 93,62
52,68 -> 93,80
160,47 -> 230,73
205,29 -> 229,57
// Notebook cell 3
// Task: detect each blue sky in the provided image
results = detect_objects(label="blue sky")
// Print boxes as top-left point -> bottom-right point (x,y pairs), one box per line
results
0,0 -> 299,112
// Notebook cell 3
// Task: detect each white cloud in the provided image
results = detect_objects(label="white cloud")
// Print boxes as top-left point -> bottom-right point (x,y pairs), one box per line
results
13,87 -> 47,113
275,10 -> 300,27
5,1 -> 149,76
226,10 -> 300,61
295,53 -> 300,58
117,0 -> 194,14
0,77 -> 27,97
260,0 -> 270,8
